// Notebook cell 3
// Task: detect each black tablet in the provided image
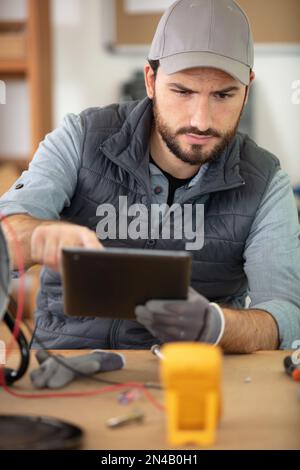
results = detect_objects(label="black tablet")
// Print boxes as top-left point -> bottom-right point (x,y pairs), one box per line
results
62,248 -> 191,319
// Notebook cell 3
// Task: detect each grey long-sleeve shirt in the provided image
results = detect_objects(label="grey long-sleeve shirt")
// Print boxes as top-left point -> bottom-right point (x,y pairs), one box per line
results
1,113 -> 300,349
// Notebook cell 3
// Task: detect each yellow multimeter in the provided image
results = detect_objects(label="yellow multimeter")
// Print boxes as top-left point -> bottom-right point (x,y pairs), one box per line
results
160,342 -> 222,447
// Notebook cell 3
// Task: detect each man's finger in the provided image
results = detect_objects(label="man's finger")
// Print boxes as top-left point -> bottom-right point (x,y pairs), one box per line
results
80,229 -> 103,248
31,226 -> 46,262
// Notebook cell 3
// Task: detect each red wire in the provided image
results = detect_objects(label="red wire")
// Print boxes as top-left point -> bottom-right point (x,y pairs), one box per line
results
0,368 -> 164,411
0,213 -> 165,412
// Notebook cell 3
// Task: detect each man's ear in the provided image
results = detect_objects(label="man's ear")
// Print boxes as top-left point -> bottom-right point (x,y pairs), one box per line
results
244,70 -> 255,105
144,63 -> 155,99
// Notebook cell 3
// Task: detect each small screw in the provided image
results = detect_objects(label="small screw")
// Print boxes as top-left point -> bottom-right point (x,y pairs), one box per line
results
106,409 -> 144,428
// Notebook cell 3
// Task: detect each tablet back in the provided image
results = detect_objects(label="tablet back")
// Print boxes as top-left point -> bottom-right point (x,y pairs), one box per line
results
62,248 -> 191,319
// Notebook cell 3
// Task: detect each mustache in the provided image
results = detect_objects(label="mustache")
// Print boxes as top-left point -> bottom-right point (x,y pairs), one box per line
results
176,127 -> 221,138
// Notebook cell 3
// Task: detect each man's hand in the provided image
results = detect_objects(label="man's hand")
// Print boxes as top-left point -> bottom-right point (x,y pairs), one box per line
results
31,223 -> 103,271
135,287 -> 225,344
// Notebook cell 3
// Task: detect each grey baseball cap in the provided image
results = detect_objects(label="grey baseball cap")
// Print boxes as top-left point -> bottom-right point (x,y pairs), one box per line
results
148,0 -> 254,85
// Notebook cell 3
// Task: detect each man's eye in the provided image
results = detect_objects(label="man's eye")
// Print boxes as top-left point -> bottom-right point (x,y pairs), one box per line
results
215,92 -> 233,100
172,89 -> 191,96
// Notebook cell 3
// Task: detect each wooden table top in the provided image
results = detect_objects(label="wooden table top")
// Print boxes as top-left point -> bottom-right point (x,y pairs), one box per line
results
0,348 -> 299,450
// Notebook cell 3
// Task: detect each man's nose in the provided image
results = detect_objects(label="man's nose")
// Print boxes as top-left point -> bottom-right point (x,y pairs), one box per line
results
190,97 -> 212,132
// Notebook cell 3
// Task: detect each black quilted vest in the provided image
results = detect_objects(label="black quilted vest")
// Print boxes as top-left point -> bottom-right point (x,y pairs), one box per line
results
32,98 -> 280,349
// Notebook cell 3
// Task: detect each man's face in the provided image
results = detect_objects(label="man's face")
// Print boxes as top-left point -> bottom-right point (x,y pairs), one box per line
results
147,66 -> 249,166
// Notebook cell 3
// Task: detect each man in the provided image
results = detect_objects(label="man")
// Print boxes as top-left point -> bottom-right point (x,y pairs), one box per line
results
1,0 -> 300,351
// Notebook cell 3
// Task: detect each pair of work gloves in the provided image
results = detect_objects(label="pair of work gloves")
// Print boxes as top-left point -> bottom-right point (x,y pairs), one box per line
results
135,287 -> 225,345
30,350 -> 125,389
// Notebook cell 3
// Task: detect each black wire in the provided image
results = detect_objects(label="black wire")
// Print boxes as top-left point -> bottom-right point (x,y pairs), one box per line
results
0,241 -> 10,297
23,319 -> 162,390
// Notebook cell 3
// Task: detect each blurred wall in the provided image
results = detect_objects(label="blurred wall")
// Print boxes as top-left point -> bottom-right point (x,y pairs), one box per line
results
0,0 -> 29,158
253,47 -> 300,185
51,0 -> 144,121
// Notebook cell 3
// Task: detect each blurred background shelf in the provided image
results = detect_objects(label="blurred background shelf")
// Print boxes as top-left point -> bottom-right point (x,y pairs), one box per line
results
0,0 -> 52,197
0,60 -> 27,75
0,20 -> 26,63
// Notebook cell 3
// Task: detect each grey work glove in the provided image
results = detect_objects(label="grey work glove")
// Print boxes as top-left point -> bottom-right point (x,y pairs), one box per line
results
30,350 -> 125,389
135,287 -> 225,345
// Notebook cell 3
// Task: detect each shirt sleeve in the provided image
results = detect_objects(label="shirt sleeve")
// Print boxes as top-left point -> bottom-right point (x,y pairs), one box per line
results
0,113 -> 83,220
243,169 -> 300,349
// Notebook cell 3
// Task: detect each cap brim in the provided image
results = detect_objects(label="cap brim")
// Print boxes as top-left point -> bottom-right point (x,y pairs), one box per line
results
159,52 -> 251,85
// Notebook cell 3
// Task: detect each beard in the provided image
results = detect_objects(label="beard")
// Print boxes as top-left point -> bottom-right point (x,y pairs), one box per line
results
152,96 -> 243,166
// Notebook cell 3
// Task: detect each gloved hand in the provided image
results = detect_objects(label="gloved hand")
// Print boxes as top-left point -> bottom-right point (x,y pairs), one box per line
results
135,287 -> 225,345
30,350 -> 125,389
